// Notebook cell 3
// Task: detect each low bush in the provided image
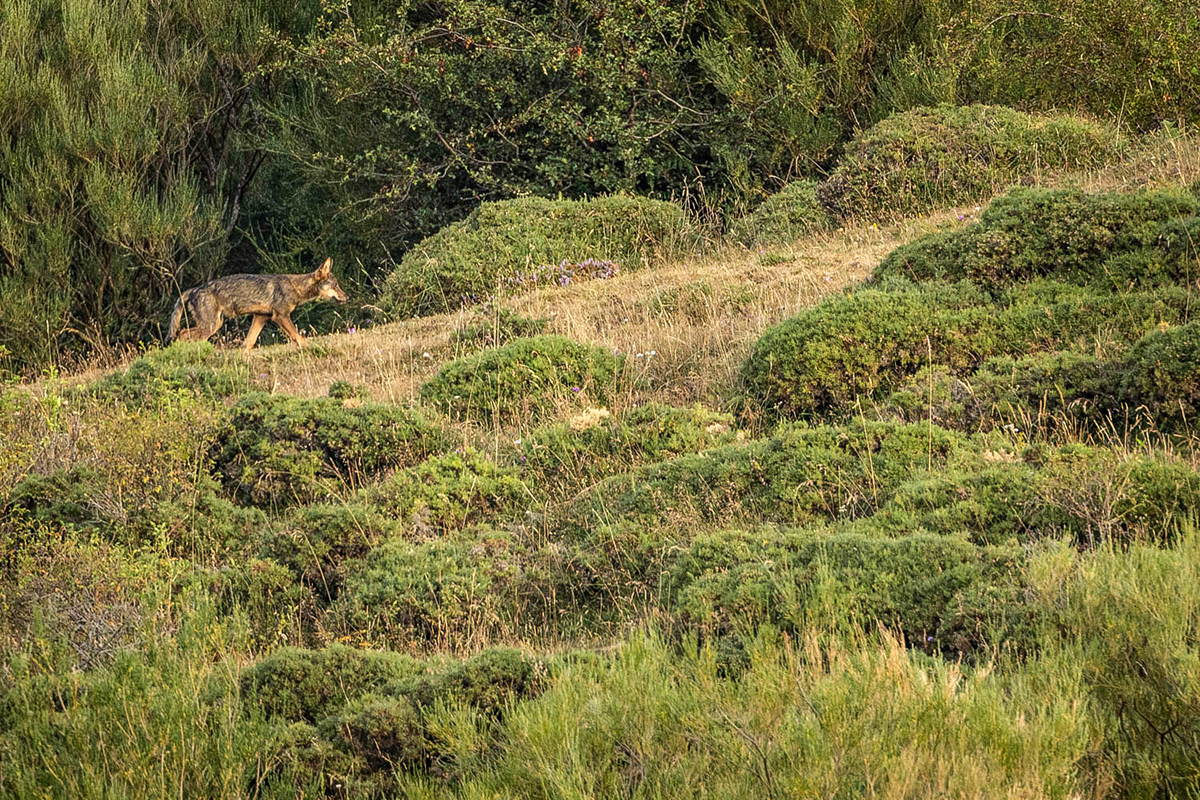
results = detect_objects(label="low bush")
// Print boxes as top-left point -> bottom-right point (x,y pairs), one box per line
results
1120,321 -> 1200,432
80,342 -> 250,406
329,526 -> 596,646
744,279 -> 1193,419
730,179 -> 830,246
514,403 -> 737,499
875,187 -> 1199,291
663,528 -> 1029,657
239,645 -> 426,723
399,647 -> 543,715
6,467 -> 265,556
419,335 -> 624,424
565,420 -> 973,535
818,105 -> 1125,219
451,305 -> 548,353
379,195 -> 689,318
364,449 -> 532,537
884,352 -> 1121,433
261,503 -> 398,605
211,392 -> 449,507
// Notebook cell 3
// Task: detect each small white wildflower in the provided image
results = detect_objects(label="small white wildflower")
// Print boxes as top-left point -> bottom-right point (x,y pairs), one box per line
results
513,439 -> 522,445
422,351 -> 432,359
636,353 -> 644,358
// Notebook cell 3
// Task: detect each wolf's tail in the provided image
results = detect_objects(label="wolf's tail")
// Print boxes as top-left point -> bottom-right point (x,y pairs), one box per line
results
166,291 -> 188,342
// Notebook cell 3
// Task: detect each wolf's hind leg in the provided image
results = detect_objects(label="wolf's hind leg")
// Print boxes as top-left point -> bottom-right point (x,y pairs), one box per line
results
243,314 -> 269,353
273,313 -> 307,348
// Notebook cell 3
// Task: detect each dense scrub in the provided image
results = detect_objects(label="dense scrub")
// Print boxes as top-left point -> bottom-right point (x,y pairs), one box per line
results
211,392 -> 450,507
818,105 -> 1124,219
876,186 -> 1200,290
419,335 -> 624,424
379,196 -> 687,318
730,180 -> 830,246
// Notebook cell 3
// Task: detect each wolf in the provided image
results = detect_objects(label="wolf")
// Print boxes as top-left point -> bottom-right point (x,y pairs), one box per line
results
167,258 -> 348,353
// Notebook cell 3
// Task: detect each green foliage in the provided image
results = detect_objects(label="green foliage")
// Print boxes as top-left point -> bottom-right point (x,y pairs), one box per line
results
328,526 -> 590,646
876,187 -> 1200,290
80,343 -> 249,406
6,466 -> 265,556
260,503 -> 398,605
885,352 -> 1121,433
818,105 -> 1124,219
515,403 -> 738,500
664,528 -> 1027,657
364,449 -> 531,537
239,645 -> 425,723
400,647 -> 543,715
0,0 -> 309,369
947,0 -> 1200,130
730,180 -> 830,246
452,305 -> 548,353
1121,322 -> 1200,432
744,278 -> 1195,419
316,695 -> 428,774
567,420 -> 973,534
419,335 -> 624,424
211,392 -> 449,507
379,195 -> 687,318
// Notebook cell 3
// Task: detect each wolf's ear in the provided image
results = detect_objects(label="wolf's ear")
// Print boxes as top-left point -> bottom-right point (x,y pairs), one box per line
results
316,257 -> 332,277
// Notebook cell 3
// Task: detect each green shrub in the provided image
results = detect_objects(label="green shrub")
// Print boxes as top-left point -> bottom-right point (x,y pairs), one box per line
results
515,403 -> 738,499
239,645 -> 426,723
884,352 -> 1121,433
364,449 -> 531,536
419,335 -> 624,424
379,195 -> 689,318
745,279 -> 1194,419
80,342 -> 249,406
211,392 -> 449,507
818,105 -> 1125,219
331,530 -> 525,645
566,420 -> 973,534
316,695 -> 428,773
1121,322 -> 1200,431
399,647 -> 543,715
451,305 -> 548,352
730,179 -> 831,246
6,467 -> 265,556
261,503 -> 398,605
664,528 -> 1027,657
741,283 -> 995,417
876,187 -> 1199,290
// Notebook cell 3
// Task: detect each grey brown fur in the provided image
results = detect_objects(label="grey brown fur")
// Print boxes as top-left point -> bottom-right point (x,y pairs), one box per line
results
167,258 -> 348,353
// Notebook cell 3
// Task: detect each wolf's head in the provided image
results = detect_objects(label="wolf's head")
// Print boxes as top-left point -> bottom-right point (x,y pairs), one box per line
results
311,258 -> 348,303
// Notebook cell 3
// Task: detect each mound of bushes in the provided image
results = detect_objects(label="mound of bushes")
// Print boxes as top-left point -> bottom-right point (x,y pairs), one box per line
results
743,279 -> 1193,418
1120,321 -> 1200,431
884,352 -> 1122,433
379,195 -> 689,318
664,528 -> 1030,657
363,449 -> 531,536
419,335 -> 624,424
564,420 -> 973,534
329,526 -> 598,645
243,644 -> 545,792
876,187 -> 1199,291
211,393 -> 450,507
818,105 -> 1125,219
730,179 -> 830,246
514,403 -> 738,499
80,342 -> 249,406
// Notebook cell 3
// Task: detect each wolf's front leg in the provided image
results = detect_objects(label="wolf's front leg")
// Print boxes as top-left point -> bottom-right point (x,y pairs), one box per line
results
273,313 -> 307,347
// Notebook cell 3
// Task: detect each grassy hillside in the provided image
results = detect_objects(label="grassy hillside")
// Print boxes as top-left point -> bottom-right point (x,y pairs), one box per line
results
4,129 -> 1200,798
